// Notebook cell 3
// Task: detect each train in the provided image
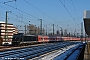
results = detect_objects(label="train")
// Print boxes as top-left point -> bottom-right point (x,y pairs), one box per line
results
11,33 -> 90,46
12,34 -> 64,45
0,33 -> 90,46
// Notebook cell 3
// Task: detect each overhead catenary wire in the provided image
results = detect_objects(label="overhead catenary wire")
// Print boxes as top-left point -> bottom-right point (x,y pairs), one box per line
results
58,0 -> 79,27
0,1 -> 52,33
0,0 -> 82,33
0,1 -> 54,26
57,17 -> 82,24
0,3 -> 41,26
71,0 -> 79,19
23,0 -> 44,14
0,5 -> 50,35
0,0 -> 81,26
0,4 -> 29,24
0,1 -> 55,34
3,0 -> 16,4
11,12 -> 28,24
23,0 -> 75,28
23,0 -> 58,24
0,1 -> 38,19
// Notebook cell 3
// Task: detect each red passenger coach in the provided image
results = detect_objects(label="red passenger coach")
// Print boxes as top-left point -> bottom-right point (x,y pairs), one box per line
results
49,36 -> 63,42
49,36 -> 56,42
43,36 -> 49,42
37,35 -> 42,42
57,36 -> 63,41
37,35 -> 49,43
62,37 -> 70,41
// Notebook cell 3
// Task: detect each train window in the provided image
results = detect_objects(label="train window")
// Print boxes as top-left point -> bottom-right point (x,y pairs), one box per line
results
39,38 -> 41,40
40,38 -> 42,39
44,38 -> 45,40
41,38 -> 43,40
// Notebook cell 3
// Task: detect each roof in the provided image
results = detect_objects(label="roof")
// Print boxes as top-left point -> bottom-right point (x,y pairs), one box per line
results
84,10 -> 90,18
83,18 -> 90,36
24,34 -> 36,36
0,21 -> 13,25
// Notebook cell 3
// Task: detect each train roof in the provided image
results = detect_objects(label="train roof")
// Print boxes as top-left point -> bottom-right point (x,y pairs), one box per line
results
49,36 -> 61,37
24,35 -> 36,36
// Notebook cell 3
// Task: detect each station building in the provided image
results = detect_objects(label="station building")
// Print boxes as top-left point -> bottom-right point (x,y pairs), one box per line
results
0,21 -> 18,45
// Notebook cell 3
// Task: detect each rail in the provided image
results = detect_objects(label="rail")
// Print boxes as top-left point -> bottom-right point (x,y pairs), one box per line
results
0,42 -> 83,60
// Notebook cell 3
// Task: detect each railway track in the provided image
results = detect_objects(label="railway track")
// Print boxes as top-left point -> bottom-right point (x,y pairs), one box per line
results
0,42 -> 85,60
0,43 -> 51,52
29,43 -> 83,60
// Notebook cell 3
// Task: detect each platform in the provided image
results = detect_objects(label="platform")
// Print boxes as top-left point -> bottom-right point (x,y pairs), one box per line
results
84,42 -> 90,60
